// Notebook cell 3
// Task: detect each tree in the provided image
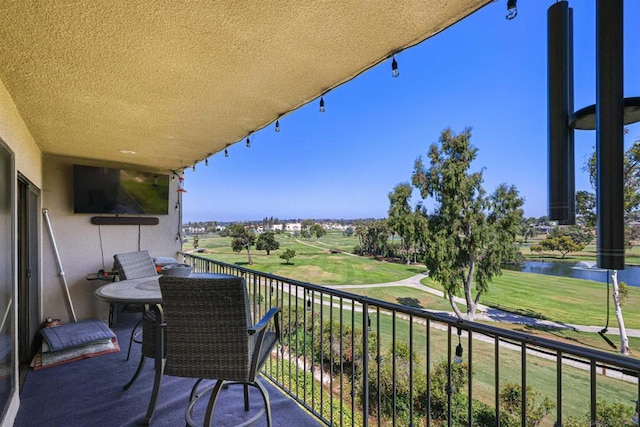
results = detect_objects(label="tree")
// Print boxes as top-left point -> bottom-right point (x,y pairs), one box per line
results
387,183 -> 415,264
411,204 -> 429,263
255,231 -> 279,255
343,226 -> 354,237
228,223 -> 256,265
530,235 -> 585,259
611,270 -> 630,354
548,225 -> 593,246
576,190 -> 597,228
519,217 -> 538,243
411,128 -> 524,320
309,223 -> 326,239
192,235 -> 199,249
355,220 -> 390,258
279,248 -> 296,264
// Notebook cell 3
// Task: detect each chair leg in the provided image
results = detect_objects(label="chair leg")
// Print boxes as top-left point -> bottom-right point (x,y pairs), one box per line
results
126,318 -> 143,361
243,384 -> 249,411
108,303 -> 114,328
254,379 -> 272,427
123,354 -> 147,390
143,358 -> 164,425
203,380 -> 225,427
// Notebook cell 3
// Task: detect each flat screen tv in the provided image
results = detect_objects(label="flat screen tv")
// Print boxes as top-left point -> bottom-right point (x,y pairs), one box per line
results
73,165 -> 170,215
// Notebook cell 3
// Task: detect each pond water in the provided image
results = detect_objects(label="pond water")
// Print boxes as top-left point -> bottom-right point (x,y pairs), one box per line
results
503,261 -> 640,287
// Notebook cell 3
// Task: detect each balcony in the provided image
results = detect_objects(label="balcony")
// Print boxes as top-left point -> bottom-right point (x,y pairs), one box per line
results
18,254 -> 640,426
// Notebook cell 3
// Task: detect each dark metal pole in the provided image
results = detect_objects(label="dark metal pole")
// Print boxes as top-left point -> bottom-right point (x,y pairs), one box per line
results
596,0 -> 624,270
548,1 -> 575,224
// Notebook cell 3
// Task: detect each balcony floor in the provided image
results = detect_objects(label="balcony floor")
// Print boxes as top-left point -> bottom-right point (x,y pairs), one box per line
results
15,313 -> 321,426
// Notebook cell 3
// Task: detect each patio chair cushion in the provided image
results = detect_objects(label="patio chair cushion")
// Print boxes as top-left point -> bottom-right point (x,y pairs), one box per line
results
39,318 -> 115,352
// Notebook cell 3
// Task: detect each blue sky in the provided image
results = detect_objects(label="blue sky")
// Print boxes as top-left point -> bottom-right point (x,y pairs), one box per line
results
182,1 -> 640,223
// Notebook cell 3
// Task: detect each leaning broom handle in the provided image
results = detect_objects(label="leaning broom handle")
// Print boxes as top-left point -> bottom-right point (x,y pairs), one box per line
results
42,208 -> 77,322
0,298 -> 11,333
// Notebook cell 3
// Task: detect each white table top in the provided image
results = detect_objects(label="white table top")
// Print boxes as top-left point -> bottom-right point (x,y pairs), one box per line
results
94,273 -> 236,305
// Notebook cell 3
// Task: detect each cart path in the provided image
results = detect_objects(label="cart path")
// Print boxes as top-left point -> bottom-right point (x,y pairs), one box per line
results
326,273 -> 640,338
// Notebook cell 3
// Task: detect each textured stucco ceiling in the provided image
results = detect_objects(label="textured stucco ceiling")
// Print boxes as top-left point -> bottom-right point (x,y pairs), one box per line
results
0,1 -> 491,172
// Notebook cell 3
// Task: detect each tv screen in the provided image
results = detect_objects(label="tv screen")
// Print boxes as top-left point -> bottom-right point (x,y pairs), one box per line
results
73,165 -> 170,215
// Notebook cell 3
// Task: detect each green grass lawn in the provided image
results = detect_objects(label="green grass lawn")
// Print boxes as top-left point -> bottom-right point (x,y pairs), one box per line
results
420,270 -> 640,329
343,286 -> 457,313
194,232 -> 425,285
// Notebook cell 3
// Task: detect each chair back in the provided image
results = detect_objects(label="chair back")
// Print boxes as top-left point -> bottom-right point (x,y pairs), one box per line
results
159,275 -> 254,382
113,250 -> 157,279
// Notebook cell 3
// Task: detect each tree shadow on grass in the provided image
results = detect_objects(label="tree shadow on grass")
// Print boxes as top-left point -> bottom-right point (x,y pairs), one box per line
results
512,325 -> 604,350
485,305 -> 550,321
397,297 -> 423,309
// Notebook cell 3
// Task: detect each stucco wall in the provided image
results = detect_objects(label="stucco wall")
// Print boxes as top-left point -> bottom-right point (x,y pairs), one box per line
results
41,156 -> 182,323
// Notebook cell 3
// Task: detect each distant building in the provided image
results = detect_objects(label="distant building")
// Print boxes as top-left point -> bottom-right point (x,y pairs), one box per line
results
183,226 -> 205,235
285,222 -> 301,232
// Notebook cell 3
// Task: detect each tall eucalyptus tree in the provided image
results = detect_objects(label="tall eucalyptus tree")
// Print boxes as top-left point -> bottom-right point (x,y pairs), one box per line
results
412,128 -> 523,320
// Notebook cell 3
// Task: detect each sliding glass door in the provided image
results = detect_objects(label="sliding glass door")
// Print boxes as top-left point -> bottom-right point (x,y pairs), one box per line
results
0,140 -> 15,418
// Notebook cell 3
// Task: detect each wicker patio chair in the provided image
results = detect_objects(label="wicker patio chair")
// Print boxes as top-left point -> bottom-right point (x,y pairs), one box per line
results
113,250 -> 158,360
113,250 -> 158,280
159,275 -> 281,427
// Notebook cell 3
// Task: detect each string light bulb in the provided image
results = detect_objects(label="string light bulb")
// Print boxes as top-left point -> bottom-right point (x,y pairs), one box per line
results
192,164 -> 196,172
506,0 -> 517,20
224,147 -> 229,157
205,158 -> 209,166
275,119 -> 280,132
454,329 -> 464,364
319,97 -> 325,113
391,56 -> 399,78
246,136 -> 251,148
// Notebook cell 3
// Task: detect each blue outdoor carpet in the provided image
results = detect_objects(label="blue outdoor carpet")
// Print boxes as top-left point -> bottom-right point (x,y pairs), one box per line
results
15,312 -> 320,427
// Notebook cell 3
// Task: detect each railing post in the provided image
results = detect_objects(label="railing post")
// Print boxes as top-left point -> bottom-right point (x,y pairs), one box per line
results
447,324 -> 452,427
409,314 -> 414,427
522,342 -> 527,426
557,351 -> 563,426
468,330 -> 473,426
495,336 -> 500,427
591,360 -> 597,425
426,319 -> 431,426
361,301 -> 369,427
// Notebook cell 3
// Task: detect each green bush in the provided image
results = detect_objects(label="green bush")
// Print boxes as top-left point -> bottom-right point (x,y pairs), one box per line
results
561,398 -> 635,427
364,341 -> 427,425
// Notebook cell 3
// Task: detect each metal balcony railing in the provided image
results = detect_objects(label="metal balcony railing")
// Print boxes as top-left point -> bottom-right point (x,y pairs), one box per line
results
182,253 -> 640,427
